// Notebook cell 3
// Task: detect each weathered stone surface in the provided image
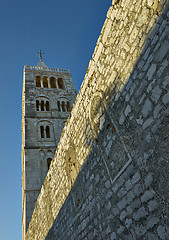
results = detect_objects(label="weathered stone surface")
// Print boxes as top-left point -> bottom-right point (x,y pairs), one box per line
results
146,216 -> 159,229
22,62 -> 77,237
133,207 -> 148,221
142,99 -> 152,117
155,40 -> 169,62
141,189 -> 156,203
24,1 -> 169,240
148,200 -> 158,212
157,225 -> 167,240
147,64 -> 157,81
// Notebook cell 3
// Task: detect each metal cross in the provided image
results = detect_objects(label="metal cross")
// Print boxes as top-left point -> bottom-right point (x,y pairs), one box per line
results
37,49 -> 44,61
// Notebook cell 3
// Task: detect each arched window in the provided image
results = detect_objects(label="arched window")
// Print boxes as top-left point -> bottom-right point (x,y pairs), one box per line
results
46,101 -> 49,111
57,78 -> 64,89
62,101 -> 66,112
36,76 -> 41,87
46,126 -> 50,138
41,101 -> 44,111
57,101 -> 61,112
36,100 -> 40,111
47,158 -> 52,170
50,77 -> 56,88
43,76 -> 49,88
40,126 -> 44,138
36,98 -> 50,112
66,102 -> 70,112
38,121 -> 54,141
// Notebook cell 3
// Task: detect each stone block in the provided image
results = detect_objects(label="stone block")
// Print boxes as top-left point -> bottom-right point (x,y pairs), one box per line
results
127,190 -> 135,203
119,114 -> 125,125
144,173 -> 153,188
155,40 -> 169,62
142,99 -> 152,118
143,117 -> 154,129
162,91 -> 169,105
131,172 -> 141,185
148,200 -> 158,212
157,59 -> 168,77
148,233 -> 159,240
147,0 -> 154,7
126,206 -> 133,215
153,104 -> 162,119
105,226 -> 111,234
146,64 -> 157,81
102,19 -> 112,44
141,189 -> 156,203
125,218 -> 132,229
118,197 -> 127,210
117,225 -> 125,235
146,216 -> 159,229
120,210 -> 127,220
124,105 -> 131,116
110,232 -> 116,240
112,207 -> 120,217
157,225 -> 167,240
133,207 -> 148,221
125,180 -> 132,191
105,180 -> 111,189
131,198 -> 141,211
143,47 -> 151,60
151,86 -> 162,103
106,190 -> 113,200
135,224 -> 146,236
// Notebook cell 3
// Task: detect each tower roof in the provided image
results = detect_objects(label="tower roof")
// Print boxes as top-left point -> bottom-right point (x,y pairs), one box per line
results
36,60 -> 49,69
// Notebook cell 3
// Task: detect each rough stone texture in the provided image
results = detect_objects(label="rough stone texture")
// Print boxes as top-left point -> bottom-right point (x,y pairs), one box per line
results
25,1 -> 169,239
21,62 -> 77,239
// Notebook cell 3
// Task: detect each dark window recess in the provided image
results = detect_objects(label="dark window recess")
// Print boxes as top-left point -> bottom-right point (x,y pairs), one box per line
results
62,101 -> 66,112
46,101 -> 49,111
47,158 -> 52,170
67,102 -> 70,111
57,78 -> 64,89
40,126 -> 44,138
36,100 -> 40,111
46,126 -> 50,138
41,101 -> 44,111
50,77 -> 56,88
43,76 -> 48,88
57,101 -> 61,112
36,76 -> 41,87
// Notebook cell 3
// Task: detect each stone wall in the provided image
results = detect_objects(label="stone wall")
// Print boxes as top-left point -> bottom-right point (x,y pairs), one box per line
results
26,0 -> 169,239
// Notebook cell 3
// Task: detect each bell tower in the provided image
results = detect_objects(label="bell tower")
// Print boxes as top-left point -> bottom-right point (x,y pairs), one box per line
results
21,56 -> 77,239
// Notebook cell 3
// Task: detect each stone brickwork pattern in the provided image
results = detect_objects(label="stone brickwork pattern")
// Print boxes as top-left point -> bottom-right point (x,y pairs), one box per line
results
26,0 -> 169,239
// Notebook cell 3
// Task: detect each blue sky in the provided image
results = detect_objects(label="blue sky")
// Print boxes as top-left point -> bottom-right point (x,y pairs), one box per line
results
0,0 -> 111,239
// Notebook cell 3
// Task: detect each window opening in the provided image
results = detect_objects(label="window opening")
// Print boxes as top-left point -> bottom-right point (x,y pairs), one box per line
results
50,77 -> 56,88
57,101 -> 61,112
67,102 -> 70,112
41,101 -> 44,111
62,101 -> 66,112
47,158 -> 52,170
46,126 -> 50,138
57,78 -> 64,89
36,76 -> 41,87
36,100 -> 40,111
43,76 -> 49,88
40,126 -> 44,138
46,101 -> 49,111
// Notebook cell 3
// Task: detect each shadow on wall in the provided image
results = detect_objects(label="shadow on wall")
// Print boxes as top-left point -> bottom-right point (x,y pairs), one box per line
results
46,3 -> 169,238
26,1 -> 169,239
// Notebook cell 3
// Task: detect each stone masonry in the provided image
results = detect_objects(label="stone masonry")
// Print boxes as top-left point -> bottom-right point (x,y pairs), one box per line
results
21,60 -> 77,239
25,0 -> 169,239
